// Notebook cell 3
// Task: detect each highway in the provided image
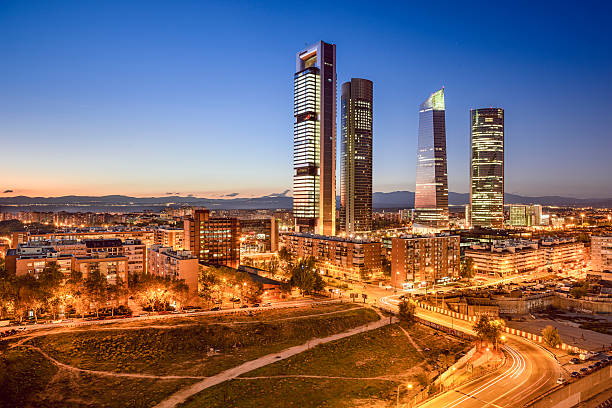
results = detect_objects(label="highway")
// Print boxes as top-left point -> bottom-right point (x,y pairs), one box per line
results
379,295 -> 561,407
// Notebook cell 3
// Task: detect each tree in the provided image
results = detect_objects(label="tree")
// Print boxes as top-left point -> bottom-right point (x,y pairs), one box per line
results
460,257 -> 475,280
14,274 -> 42,323
398,299 -> 416,324
381,258 -> 391,277
473,315 -> 491,345
38,262 -> 64,320
107,277 -> 128,316
84,268 -> 109,317
0,267 -> 17,320
542,325 -> 562,348
243,281 -> 263,304
129,273 -> 190,311
198,268 -> 218,307
278,247 -> 293,278
473,315 -> 504,349
313,271 -> 325,293
289,257 -> 319,295
65,270 -> 88,318
570,282 -> 589,299
360,266 -> 371,282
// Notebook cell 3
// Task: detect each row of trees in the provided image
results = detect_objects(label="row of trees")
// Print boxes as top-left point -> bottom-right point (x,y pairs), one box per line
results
197,266 -> 267,307
0,261 -> 191,322
472,315 -> 505,349
278,248 -> 326,295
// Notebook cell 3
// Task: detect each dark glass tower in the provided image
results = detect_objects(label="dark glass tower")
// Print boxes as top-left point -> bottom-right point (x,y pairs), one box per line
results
414,88 -> 449,230
293,41 -> 336,235
340,78 -> 373,234
470,108 -> 504,228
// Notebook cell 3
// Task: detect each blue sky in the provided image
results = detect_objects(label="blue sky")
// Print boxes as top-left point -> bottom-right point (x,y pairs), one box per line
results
1,0 -> 611,198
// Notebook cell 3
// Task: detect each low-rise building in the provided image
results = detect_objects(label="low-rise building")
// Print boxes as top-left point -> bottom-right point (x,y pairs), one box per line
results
6,245 -> 128,286
5,246 -> 73,277
147,245 -> 199,294
539,237 -> 585,270
73,255 -> 129,285
391,235 -> 460,288
591,235 -> 612,281
281,233 -> 382,281
466,240 -> 544,276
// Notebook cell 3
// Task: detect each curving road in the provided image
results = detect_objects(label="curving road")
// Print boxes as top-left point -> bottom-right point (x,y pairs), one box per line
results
379,295 -> 560,407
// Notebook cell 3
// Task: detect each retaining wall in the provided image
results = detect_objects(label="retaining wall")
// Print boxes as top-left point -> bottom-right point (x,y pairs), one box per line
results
527,365 -> 612,408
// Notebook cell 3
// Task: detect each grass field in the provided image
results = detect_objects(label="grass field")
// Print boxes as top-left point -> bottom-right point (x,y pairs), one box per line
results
0,304 -> 379,407
181,322 -> 471,408
182,377 -> 395,408
28,305 -> 378,377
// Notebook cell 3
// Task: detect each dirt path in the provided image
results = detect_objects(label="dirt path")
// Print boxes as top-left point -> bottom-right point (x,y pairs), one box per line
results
398,324 -> 425,356
16,344 -> 208,380
236,374 -> 403,381
153,310 -> 395,408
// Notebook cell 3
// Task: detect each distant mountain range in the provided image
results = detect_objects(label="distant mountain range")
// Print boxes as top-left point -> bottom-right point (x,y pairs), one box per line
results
0,192 -> 610,212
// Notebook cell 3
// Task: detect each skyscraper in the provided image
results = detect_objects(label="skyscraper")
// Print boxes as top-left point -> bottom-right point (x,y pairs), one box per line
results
293,41 -> 336,235
470,108 -> 504,228
414,88 -> 449,230
340,78 -> 373,234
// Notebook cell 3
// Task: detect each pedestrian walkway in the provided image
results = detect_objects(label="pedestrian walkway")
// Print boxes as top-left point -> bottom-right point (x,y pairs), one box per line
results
154,311 -> 394,408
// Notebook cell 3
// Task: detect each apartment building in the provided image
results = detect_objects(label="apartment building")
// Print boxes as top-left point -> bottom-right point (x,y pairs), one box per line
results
183,209 -> 240,268
391,235 -> 460,288
154,228 -> 184,250
591,235 -> 612,281
147,245 -> 199,294
465,240 -> 544,276
281,233 -> 382,281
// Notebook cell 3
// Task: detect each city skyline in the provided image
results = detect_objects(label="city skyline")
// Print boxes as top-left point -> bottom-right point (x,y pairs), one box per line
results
293,41 -> 336,235
1,1 -> 611,198
340,78 -> 373,234
414,89 -> 449,230
470,108 -> 505,228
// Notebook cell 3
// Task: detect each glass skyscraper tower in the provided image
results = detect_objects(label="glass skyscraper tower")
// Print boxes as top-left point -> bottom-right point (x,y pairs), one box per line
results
414,88 -> 449,230
470,108 -> 504,228
340,78 -> 373,234
293,41 -> 336,235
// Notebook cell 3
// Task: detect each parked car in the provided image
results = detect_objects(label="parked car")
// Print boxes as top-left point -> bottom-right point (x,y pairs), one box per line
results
580,367 -> 590,374
570,371 -> 580,378
210,306 -> 221,311
556,377 -> 566,384
570,358 -> 580,364
252,304 -> 260,307
240,305 -> 249,309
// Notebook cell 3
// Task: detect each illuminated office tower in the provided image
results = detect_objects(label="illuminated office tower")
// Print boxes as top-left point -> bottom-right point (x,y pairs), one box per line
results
293,41 -> 336,235
470,108 -> 504,228
414,88 -> 449,230
340,78 -> 373,234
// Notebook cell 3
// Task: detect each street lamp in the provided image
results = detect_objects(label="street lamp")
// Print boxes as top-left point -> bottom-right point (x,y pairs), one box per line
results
396,383 -> 414,408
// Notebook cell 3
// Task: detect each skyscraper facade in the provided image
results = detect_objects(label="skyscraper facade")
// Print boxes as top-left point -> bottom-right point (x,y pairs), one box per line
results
293,41 -> 336,235
470,108 -> 504,228
414,88 -> 449,230
340,78 -> 373,234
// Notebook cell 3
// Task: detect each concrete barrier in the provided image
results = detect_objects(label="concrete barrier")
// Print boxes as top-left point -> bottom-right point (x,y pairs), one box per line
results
527,365 -> 612,407
417,302 -> 587,354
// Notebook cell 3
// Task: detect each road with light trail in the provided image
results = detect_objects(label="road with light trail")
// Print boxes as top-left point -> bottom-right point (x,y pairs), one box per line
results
379,294 -> 560,407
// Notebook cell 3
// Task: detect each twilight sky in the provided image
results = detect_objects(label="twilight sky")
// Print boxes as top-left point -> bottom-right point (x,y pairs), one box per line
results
1,1 -> 611,198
